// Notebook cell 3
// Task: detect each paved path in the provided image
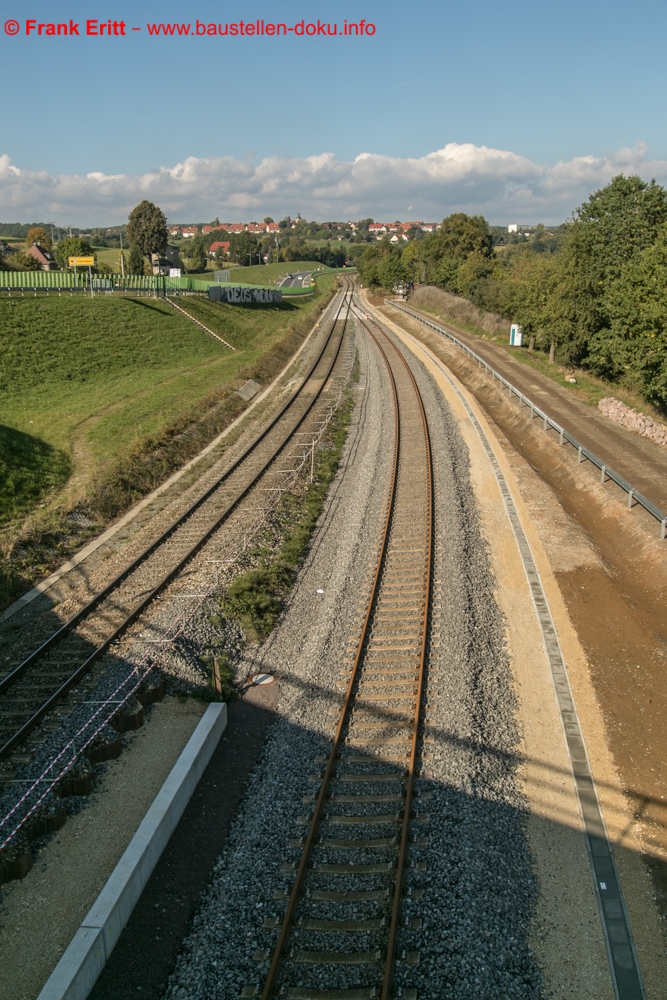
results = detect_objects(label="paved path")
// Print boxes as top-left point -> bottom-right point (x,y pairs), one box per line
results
392,301 -> 667,516
276,270 -> 312,288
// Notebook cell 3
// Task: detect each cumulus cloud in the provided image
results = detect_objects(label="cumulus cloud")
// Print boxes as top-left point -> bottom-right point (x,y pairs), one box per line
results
1,142 -> 666,225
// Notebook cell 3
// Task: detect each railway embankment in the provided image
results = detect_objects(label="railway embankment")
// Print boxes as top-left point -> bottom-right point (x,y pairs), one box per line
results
0,279 -> 336,613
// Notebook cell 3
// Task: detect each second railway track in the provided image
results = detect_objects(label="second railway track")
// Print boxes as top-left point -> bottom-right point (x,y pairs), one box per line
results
0,281 -> 354,764
249,302 -> 434,1000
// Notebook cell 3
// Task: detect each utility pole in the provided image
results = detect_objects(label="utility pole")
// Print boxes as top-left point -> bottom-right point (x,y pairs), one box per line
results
119,231 -> 125,278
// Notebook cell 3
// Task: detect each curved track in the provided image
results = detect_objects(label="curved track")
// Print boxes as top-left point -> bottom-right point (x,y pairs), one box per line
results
0,282 -> 353,761
255,303 -> 434,1000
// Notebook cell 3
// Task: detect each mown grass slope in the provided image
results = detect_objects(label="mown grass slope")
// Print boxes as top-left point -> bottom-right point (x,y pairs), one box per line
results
0,279 -> 335,606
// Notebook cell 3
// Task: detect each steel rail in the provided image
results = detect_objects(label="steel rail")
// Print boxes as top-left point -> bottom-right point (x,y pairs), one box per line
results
257,296 -> 433,1000
259,302 -> 401,1000
355,307 -> 434,1000
387,299 -> 667,539
0,283 -> 353,760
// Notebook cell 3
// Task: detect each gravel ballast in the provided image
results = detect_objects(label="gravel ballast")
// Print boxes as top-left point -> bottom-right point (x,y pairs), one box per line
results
160,316 -> 543,1000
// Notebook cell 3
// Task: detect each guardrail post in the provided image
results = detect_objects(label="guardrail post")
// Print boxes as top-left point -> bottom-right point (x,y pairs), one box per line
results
577,446 -> 583,463
600,465 -> 607,483
662,519 -> 667,540
530,404 -> 535,419
559,429 -> 564,445
543,415 -> 547,430
627,489 -> 634,509
508,383 -> 512,397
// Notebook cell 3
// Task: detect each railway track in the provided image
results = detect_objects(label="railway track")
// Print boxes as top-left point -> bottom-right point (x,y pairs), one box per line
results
250,303 -> 434,1000
0,281 -> 353,764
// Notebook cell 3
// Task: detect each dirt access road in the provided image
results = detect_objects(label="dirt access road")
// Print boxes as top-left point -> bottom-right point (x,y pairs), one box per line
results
373,296 -> 667,960
393,300 -> 667,517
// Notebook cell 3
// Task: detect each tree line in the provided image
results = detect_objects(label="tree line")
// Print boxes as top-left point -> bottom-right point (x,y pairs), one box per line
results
182,224 -> 347,271
354,175 -> 667,408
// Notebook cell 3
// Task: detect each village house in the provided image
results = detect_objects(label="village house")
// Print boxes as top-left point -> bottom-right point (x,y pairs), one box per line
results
208,241 -> 230,258
26,242 -> 57,270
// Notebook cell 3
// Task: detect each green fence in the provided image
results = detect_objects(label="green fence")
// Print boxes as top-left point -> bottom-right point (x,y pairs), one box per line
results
0,271 -> 214,290
0,265 -> 355,293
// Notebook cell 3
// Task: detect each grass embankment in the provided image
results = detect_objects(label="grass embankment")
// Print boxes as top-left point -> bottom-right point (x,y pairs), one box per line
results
221,387 -> 355,644
0,275 -> 336,608
407,285 -> 666,418
92,246 -> 123,272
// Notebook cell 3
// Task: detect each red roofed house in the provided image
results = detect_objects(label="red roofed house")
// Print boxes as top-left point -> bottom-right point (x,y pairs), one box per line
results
180,226 -> 198,238
201,225 -> 215,235
209,241 -> 230,258
26,243 -> 57,270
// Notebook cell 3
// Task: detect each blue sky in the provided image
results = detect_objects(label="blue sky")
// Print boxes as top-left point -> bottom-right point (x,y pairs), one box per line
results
1,0 -> 666,223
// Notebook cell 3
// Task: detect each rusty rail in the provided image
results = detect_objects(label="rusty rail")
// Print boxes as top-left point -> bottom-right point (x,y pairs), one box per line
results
255,297 -> 434,1000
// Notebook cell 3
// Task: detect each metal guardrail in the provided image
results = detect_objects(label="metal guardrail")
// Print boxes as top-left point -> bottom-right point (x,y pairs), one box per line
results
387,299 -> 667,540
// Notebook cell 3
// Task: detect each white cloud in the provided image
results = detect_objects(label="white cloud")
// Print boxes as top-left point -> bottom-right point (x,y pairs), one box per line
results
1,142 -> 666,225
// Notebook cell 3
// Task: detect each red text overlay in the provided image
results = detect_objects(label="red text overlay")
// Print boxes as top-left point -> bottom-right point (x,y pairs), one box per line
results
4,18 -> 376,38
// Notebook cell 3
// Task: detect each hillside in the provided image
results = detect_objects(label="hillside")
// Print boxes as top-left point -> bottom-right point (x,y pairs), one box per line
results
0,278 -> 335,606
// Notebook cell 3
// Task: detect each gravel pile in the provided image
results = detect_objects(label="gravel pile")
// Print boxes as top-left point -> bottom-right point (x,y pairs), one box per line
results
161,319 -> 544,999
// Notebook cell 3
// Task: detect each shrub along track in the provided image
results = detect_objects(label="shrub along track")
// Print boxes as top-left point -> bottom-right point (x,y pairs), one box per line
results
0,281 -> 354,878
247,306 -> 434,1000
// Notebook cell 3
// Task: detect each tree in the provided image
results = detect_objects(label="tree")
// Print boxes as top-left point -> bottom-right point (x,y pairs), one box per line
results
587,227 -> 667,404
536,175 -> 667,366
187,241 -> 208,272
127,246 -> 145,275
264,216 -> 274,224
26,226 -> 52,251
53,237 -> 94,270
126,200 -> 168,259
13,251 -> 41,271
228,231 -> 259,265
430,213 -> 494,261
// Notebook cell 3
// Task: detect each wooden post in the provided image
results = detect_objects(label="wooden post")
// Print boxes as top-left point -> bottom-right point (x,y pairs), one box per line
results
212,656 -> 222,695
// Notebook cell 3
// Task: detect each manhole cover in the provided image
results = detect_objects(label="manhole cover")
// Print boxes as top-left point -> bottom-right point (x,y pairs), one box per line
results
250,673 -> 275,685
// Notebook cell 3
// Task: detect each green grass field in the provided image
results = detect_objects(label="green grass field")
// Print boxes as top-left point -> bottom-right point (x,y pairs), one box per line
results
0,278 -> 335,531
306,239 -> 355,252
92,246 -> 123,272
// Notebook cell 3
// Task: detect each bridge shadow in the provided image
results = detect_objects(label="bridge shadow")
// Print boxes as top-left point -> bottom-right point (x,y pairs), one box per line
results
84,662 -> 666,1000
